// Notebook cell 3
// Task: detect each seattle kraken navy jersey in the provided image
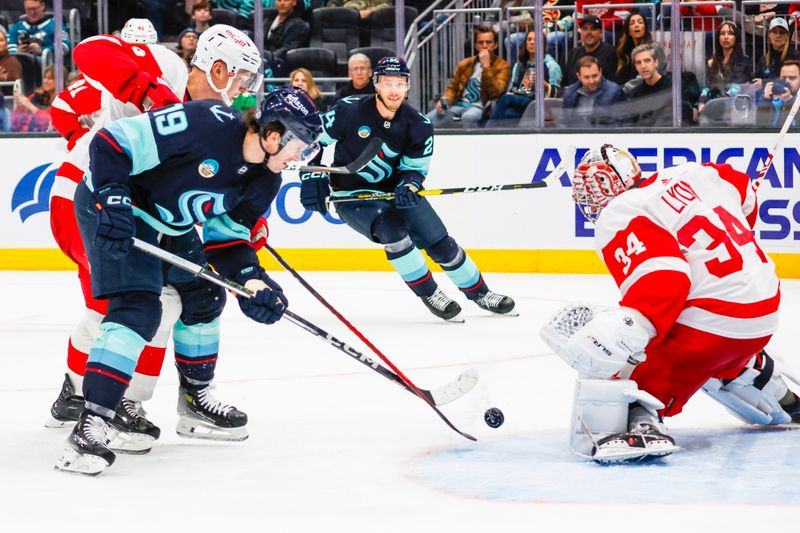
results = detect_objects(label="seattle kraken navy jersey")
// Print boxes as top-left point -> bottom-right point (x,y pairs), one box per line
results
316,95 -> 434,194
88,100 -> 280,246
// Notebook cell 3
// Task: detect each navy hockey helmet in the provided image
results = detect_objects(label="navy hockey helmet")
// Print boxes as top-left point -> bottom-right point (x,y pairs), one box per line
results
373,56 -> 410,85
256,87 -> 322,147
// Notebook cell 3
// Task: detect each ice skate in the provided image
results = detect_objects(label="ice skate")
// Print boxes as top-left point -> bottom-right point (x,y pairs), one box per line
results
107,398 -> 161,454
474,291 -> 518,316
591,423 -> 680,464
177,382 -> 248,441
45,374 -> 85,428
420,288 -> 464,323
54,412 -> 115,476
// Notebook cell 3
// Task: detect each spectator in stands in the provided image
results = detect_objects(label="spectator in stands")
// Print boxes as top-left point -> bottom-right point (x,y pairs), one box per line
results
563,15 -> 617,87
615,13 -> 655,85
760,59 -> 800,127
215,1 -> 296,19
290,67 -> 325,111
11,63 -> 54,132
0,28 -> 22,83
136,0 -> 175,39
191,1 -> 213,33
698,21 -> 752,114
0,93 -> 10,132
575,0 -> 631,39
562,55 -> 626,126
334,53 -> 375,100
325,0 -> 391,20
428,24 -> 511,128
753,18 -> 800,90
625,43 -> 668,125
176,28 -> 200,69
7,0 -> 70,57
486,29 -> 561,127
265,0 -> 309,73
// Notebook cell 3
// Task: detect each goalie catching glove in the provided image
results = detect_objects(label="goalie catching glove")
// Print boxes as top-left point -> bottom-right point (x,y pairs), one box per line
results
540,304 -> 655,378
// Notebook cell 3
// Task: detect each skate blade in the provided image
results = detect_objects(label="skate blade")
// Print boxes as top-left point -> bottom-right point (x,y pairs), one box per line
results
107,428 -> 155,455
44,414 -> 77,429
591,443 -> 681,464
444,311 -> 465,324
176,416 -> 249,442
54,447 -> 110,476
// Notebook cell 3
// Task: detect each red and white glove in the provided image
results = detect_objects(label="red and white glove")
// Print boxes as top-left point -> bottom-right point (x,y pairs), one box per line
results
249,216 -> 269,251
66,127 -> 90,151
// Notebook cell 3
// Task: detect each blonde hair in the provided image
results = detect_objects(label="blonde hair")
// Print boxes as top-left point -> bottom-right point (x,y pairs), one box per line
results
289,68 -> 321,101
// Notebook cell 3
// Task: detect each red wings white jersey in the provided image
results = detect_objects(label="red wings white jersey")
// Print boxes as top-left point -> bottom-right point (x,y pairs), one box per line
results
595,161 -> 779,342
50,76 -> 102,140
50,35 -> 188,201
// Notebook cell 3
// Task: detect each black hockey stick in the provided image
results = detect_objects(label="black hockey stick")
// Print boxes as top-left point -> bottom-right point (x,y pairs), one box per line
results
131,238 -> 477,442
265,243 -> 479,406
285,136 -> 383,174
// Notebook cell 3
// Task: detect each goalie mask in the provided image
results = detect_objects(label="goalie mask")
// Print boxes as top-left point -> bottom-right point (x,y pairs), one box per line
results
572,144 -> 641,223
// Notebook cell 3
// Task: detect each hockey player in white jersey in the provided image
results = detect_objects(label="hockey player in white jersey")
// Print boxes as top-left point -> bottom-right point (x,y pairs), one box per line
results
541,144 -> 800,463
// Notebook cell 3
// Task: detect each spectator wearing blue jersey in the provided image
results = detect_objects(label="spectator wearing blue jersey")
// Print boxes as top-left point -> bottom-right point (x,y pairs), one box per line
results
7,0 -> 70,57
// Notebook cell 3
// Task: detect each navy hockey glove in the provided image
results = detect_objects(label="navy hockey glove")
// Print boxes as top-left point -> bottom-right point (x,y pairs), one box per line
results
394,179 -> 422,209
93,184 -> 135,257
300,172 -> 330,215
238,277 -> 288,325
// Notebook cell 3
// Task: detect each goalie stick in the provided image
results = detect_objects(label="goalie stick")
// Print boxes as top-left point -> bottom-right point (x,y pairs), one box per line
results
285,136 -> 383,174
131,238 -> 477,442
327,145 -> 576,204
755,92 -> 800,190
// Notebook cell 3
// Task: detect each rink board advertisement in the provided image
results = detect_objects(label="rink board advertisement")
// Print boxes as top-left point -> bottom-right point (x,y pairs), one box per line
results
1,133 -> 799,276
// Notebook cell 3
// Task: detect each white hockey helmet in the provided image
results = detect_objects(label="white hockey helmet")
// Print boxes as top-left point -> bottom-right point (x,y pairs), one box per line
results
121,18 -> 158,44
191,24 -> 263,105
572,144 -> 641,223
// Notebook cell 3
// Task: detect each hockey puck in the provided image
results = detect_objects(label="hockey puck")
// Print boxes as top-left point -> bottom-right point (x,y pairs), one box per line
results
484,407 -> 504,428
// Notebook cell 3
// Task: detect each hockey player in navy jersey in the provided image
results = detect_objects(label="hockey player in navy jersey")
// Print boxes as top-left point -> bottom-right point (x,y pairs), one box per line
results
55,88 -> 322,475
300,57 -> 515,322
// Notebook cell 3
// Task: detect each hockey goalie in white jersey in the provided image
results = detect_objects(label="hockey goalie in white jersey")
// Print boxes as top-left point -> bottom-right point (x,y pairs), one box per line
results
541,144 -> 800,463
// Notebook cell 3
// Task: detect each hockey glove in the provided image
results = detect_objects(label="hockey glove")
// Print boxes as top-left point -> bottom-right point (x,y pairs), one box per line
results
238,277 -> 288,325
394,179 -> 422,209
300,172 -> 330,215
249,216 -> 269,251
130,72 -> 181,111
93,184 -> 135,257
66,127 -> 90,151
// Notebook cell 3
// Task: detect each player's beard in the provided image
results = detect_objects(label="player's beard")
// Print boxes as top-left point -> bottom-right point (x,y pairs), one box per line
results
377,92 -> 402,114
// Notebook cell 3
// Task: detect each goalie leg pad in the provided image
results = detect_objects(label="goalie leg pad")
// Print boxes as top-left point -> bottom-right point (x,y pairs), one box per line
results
702,351 -> 796,425
569,378 -> 665,456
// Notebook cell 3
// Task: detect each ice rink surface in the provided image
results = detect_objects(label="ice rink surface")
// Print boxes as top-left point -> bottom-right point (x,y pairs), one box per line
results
1,270 -> 799,531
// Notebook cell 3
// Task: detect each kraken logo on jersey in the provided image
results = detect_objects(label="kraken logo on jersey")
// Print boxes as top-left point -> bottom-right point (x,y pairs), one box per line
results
154,190 -> 227,229
11,162 -> 57,222
357,142 -> 399,182
358,126 -> 371,138
198,159 -> 219,178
